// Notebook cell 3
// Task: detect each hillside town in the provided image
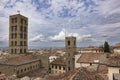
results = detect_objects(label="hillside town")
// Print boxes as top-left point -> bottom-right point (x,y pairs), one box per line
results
0,13 -> 120,80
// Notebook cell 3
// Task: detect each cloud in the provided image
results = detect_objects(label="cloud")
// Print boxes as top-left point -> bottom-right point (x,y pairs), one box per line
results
49,29 -> 92,42
0,35 -> 8,42
94,0 -> 120,16
0,0 -> 120,47
29,34 -> 46,42
49,29 -> 65,41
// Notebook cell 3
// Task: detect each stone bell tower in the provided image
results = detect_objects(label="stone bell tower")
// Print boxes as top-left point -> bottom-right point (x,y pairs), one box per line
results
65,36 -> 76,72
9,13 -> 28,54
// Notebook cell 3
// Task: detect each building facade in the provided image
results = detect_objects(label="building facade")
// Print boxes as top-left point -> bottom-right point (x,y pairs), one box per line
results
107,55 -> 120,80
9,14 -> 28,54
65,37 -> 76,72
50,57 -> 66,75
0,55 -> 41,77
50,65 -> 66,75
113,43 -> 120,54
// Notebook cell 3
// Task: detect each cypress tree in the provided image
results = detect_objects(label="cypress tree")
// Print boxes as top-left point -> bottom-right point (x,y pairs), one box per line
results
104,41 -> 110,53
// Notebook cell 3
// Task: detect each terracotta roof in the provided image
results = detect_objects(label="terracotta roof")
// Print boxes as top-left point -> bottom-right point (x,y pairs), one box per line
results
72,67 -> 106,80
36,51 -> 64,57
45,68 -> 79,80
115,43 -> 120,46
81,47 -> 103,51
87,46 -> 96,48
99,45 -> 104,48
113,43 -> 120,48
77,53 -> 108,64
50,57 -> 66,66
107,54 -> 120,67
0,54 -> 39,66
46,67 -> 108,80
18,68 -> 46,78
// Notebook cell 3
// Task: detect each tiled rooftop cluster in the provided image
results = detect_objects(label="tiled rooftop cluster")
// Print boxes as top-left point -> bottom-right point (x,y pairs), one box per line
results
72,67 -> 105,80
0,54 -> 39,65
108,54 -> 120,67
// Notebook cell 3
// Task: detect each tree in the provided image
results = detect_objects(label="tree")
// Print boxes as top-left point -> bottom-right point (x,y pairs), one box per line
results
104,41 -> 110,53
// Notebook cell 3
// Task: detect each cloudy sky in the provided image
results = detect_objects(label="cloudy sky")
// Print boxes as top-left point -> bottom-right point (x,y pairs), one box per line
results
0,0 -> 120,48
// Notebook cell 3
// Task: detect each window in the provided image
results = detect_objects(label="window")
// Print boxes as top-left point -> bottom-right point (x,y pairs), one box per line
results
59,66 -> 61,70
20,26 -> 23,31
15,49 -> 17,53
55,65 -> 57,69
63,67 -> 65,70
20,33 -> 23,38
24,49 -> 26,53
13,34 -> 15,38
24,68 -> 26,71
21,69 -> 23,73
15,26 -> 17,31
21,19 -> 23,24
12,18 -> 14,23
11,41 -> 13,46
24,34 -> 27,39
24,41 -> 26,46
20,41 -> 23,46
15,17 -> 17,23
24,27 -> 26,32
20,49 -> 22,53
11,34 -> 15,39
49,68 -> 51,73
90,63 -> 92,66
11,49 -> 13,53
20,33 -> 23,39
68,67 -> 70,71
52,65 -> 54,68
27,67 -> 29,70
15,41 -> 17,46
24,20 -> 27,24
68,40 -> 70,46
17,71 -> 19,74
15,33 -> 17,38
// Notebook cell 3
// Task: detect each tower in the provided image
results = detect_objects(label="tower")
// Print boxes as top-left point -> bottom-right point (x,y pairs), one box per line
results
65,36 -> 76,72
9,14 -> 28,54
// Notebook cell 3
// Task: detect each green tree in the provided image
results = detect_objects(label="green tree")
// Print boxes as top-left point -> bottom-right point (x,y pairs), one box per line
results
104,41 -> 110,53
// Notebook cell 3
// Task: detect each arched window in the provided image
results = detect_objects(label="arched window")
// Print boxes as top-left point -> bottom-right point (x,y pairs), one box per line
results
68,40 -> 70,46
21,69 -> 23,73
17,71 -> 19,74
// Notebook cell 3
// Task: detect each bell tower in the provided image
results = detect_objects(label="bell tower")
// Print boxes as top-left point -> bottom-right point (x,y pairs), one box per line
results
9,13 -> 28,54
65,36 -> 76,72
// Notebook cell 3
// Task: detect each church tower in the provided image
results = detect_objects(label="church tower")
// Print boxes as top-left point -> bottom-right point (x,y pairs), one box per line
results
9,13 -> 28,54
65,36 -> 76,72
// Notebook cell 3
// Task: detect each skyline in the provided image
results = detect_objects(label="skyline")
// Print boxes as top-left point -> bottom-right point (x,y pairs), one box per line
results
0,0 -> 120,48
